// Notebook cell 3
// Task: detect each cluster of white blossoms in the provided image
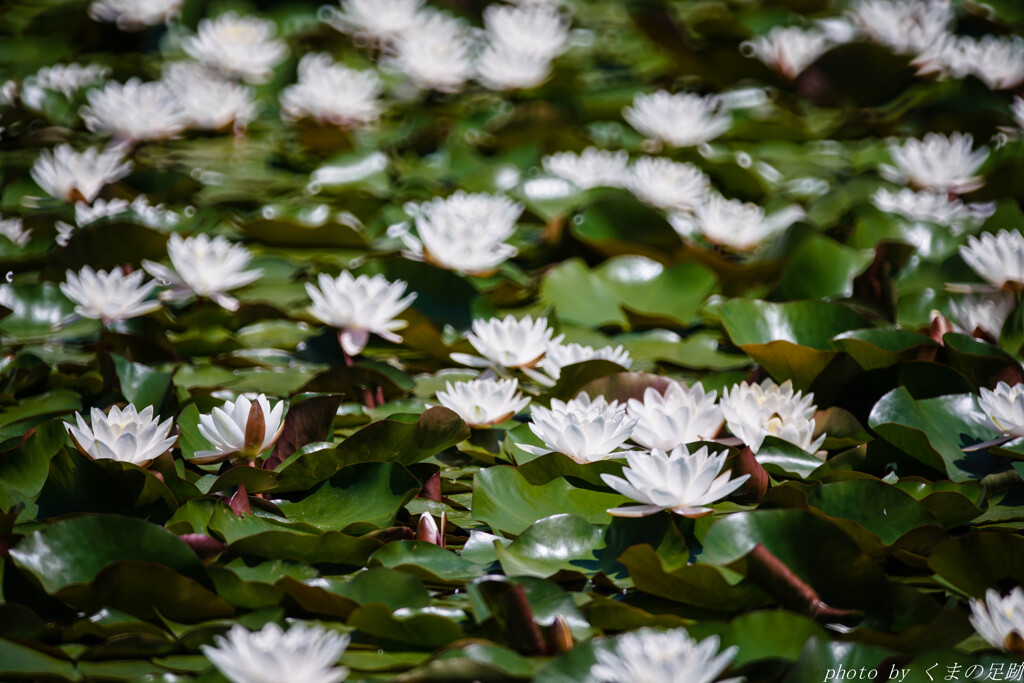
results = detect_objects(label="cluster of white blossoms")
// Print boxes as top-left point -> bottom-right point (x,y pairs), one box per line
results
20,63 -> 110,111
393,191 -> 523,275
847,0 -> 952,56
871,188 -> 994,236
950,230 -> 1024,344
64,393 -> 287,468
914,34 -> 1024,91
476,3 -> 569,91
721,379 -> 825,454
589,629 -> 741,683
89,0 -> 183,30
202,622 -> 350,683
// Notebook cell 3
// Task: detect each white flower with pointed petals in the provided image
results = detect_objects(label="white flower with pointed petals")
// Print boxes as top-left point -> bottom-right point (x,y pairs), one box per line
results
959,230 -> 1024,289
142,233 -> 262,312
882,132 -> 988,194
280,54 -> 382,127
195,394 -> 286,461
532,341 -> 632,385
483,4 -> 569,60
201,622 -> 350,683
320,0 -> 426,44
542,148 -> 629,191
451,314 -> 555,370
627,157 -> 711,213
591,629 -> 742,683
623,91 -> 731,149
184,13 -> 288,84
306,272 -> 416,356
81,79 -> 189,142
0,216 -> 30,248
394,191 -> 522,275
871,188 -> 994,232
387,15 -> 475,93
436,378 -> 530,428
970,588 -> 1024,654
519,394 -> 636,463
60,266 -> 161,324
74,195 -> 180,230
914,34 -> 1024,91
847,0 -> 952,55
89,0 -> 182,29
31,145 -> 132,204
627,381 -> 723,452
476,44 -> 553,91
950,293 -> 1015,342
163,62 -> 259,131
721,378 -> 825,454
65,405 -> 176,467
979,382 -> 1024,437
601,445 -> 749,518
741,26 -> 833,79
673,194 -> 803,251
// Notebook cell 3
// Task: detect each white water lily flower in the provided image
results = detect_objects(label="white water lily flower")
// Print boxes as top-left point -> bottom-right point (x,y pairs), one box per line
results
520,394 -> 636,463
162,62 -> 259,131
1014,97 -> 1024,132
627,157 -> 711,213
0,216 -> 31,248
280,54 -> 382,127
950,293 -> 1015,342
970,588 -> 1024,653
882,132 -> 988,194
623,91 -> 731,149
201,622 -> 350,683
532,341 -> 632,385
306,271 -> 416,356
601,445 -> 749,518
959,230 -> 1024,290
847,0 -> 952,55
65,405 -> 175,467
60,266 -> 161,324
394,191 -> 522,275
451,314 -> 556,370
196,394 -> 286,461
142,233 -> 262,311
387,14 -> 475,93
74,196 -> 179,231
542,148 -> 629,191
476,44 -> 553,91
81,79 -> 189,142
979,382 -> 1024,437
627,381 -> 723,452
184,12 -> 288,84
914,34 -> 1024,90
591,629 -> 742,683
436,378 -> 530,428
674,194 -> 803,251
871,188 -> 994,233
721,378 -> 825,454
21,63 -> 110,110
741,26 -> 833,79
89,0 -> 183,29
320,0 -> 426,44
31,144 -> 132,203
483,4 -> 569,60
